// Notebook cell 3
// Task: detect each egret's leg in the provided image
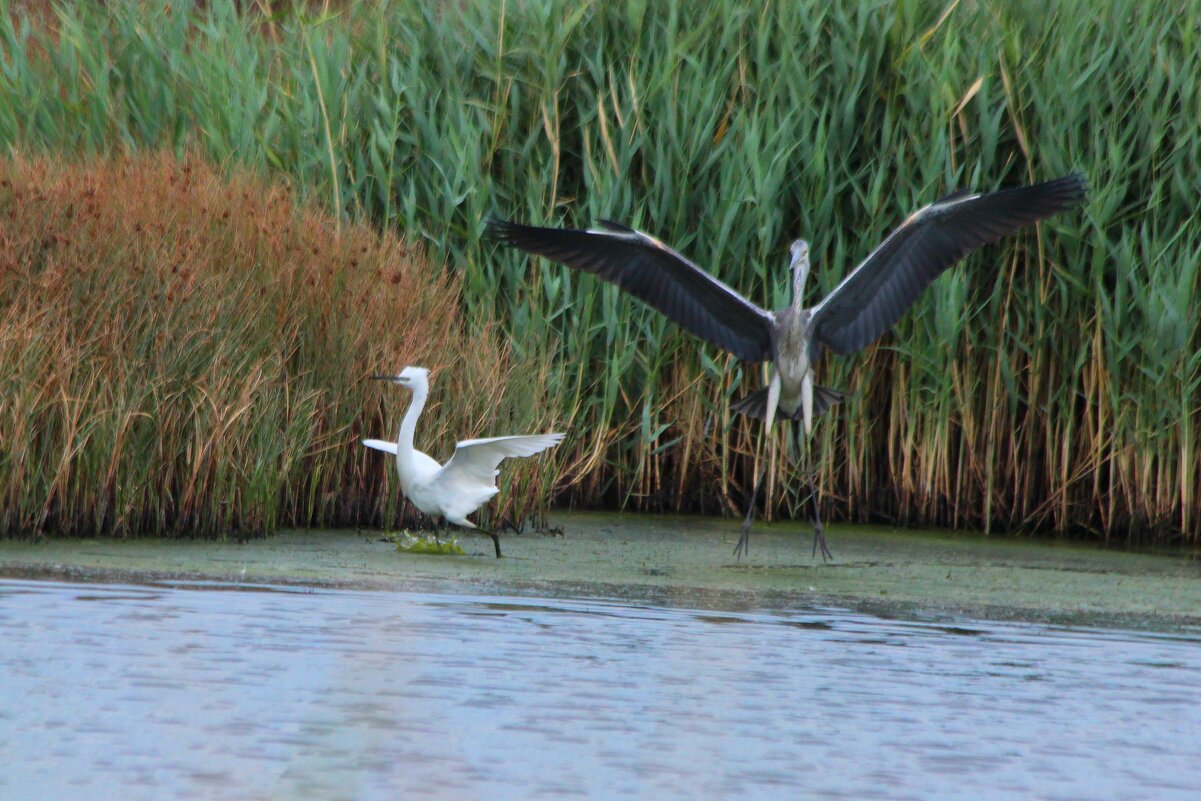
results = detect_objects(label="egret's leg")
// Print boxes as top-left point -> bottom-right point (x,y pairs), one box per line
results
482,529 -> 502,559
448,520 -> 502,558
798,428 -> 832,563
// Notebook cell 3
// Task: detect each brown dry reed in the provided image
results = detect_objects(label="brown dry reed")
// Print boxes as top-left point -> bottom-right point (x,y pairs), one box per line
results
0,155 -> 562,538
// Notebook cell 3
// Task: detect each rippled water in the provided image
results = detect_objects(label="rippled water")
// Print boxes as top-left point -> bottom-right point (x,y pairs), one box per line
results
1,578 -> 1199,800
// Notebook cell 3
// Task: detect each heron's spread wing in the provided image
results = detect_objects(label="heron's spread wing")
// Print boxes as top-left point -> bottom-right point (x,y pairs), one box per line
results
437,433 -> 566,487
487,218 -> 775,363
810,173 -> 1087,355
362,439 -> 399,455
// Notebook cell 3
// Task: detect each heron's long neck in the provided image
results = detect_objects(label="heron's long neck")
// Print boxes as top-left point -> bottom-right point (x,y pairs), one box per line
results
791,257 -> 810,311
395,381 -> 428,480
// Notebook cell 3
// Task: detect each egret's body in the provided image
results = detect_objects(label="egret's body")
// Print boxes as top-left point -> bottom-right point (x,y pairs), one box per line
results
489,174 -> 1087,560
364,366 -> 564,557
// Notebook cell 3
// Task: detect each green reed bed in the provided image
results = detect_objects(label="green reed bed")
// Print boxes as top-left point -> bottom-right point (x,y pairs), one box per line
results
1,0 -> 1198,543
0,155 -> 561,537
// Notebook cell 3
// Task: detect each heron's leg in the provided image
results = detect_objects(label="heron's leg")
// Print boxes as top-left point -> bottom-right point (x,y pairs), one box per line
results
733,469 -> 763,561
798,428 -> 832,563
735,424 -> 772,561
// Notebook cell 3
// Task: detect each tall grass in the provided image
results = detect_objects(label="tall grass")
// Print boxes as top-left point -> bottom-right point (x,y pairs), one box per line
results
1,0 -> 1198,543
0,155 -> 562,537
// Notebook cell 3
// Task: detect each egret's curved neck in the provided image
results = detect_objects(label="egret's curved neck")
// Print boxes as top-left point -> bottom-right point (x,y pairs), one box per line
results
395,379 -> 429,482
791,255 -> 810,310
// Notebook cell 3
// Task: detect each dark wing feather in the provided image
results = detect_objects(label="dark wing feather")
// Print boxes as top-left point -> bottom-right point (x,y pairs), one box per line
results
810,173 -> 1087,355
487,218 -> 775,362
730,384 -> 845,421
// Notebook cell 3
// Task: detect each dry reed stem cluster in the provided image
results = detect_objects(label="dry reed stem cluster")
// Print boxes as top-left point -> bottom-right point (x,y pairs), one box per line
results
0,155 -> 561,537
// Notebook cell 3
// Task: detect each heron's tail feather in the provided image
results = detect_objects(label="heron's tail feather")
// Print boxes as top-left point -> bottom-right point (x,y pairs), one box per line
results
729,388 -> 770,420
811,385 -> 846,418
730,385 -> 845,422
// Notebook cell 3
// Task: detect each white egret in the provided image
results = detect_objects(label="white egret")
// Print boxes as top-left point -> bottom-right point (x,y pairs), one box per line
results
363,366 -> 565,557
489,173 -> 1087,560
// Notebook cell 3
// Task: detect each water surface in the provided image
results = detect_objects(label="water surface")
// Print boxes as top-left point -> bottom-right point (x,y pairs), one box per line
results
1,578 -> 1198,800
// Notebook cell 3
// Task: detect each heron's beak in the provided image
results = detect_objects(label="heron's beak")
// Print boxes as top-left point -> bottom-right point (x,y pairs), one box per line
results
370,374 -> 396,381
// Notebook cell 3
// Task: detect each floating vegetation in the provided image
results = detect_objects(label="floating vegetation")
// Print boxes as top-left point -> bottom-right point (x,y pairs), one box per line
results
387,531 -> 467,556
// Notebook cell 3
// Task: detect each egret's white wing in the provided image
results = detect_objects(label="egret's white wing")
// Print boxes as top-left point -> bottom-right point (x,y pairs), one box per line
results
437,433 -> 565,486
362,439 -> 399,455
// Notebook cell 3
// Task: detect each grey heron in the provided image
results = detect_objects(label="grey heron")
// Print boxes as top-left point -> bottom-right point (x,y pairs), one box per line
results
364,366 -> 565,557
488,173 -> 1087,559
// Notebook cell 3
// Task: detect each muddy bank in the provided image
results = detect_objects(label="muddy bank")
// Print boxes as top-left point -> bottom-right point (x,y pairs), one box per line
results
3,512 -> 1200,628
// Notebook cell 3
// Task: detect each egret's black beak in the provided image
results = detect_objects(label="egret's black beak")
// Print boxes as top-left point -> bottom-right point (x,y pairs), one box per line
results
370,374 -> 395,381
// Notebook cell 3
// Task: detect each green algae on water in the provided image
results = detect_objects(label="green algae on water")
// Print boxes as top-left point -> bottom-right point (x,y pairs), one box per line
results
387,531 -> 466,556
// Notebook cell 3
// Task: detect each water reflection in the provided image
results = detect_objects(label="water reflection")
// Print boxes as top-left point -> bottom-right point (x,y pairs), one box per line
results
1,578 -> 1199,800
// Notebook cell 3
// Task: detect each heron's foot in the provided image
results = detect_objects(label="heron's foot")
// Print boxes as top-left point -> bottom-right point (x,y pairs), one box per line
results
811,519 -> 833,563
733,518 -> 752,561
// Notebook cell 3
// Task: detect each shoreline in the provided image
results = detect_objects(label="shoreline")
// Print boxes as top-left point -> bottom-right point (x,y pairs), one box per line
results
3,512 -> 1200,630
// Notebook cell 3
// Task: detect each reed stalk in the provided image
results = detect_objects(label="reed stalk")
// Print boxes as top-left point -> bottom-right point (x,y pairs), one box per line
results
1,0 -> 1197,543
